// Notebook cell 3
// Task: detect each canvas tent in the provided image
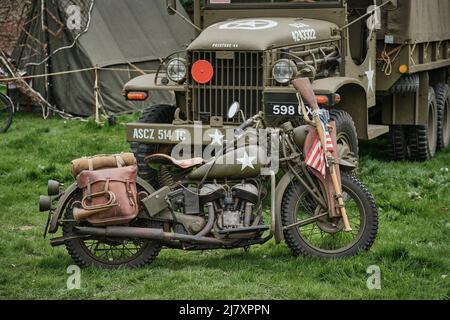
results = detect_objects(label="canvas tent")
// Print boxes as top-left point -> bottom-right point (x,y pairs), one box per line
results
12,0 -> 195,116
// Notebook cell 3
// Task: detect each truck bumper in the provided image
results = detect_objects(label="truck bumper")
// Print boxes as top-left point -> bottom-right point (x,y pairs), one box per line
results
126,122 -> 237,145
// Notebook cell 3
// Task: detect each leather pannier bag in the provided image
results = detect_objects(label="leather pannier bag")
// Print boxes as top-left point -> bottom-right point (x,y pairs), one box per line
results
75,165 -> 139,226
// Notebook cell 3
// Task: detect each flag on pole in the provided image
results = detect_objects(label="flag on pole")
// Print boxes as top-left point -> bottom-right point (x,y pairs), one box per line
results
305,114 -> 334,178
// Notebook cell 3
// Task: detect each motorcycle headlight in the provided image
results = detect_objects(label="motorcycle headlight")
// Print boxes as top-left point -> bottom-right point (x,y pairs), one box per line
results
272,59 -> 297,84
166,58 -> 187,83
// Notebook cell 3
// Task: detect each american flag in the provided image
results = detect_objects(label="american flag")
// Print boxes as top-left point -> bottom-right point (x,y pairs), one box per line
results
305,115 -> 334,178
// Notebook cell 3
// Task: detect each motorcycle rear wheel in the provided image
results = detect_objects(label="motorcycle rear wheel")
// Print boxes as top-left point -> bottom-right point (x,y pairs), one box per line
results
62,188 -> 163,269
281,173 -> 378,259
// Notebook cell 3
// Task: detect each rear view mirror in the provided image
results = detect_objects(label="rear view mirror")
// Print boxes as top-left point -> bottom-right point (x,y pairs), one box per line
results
166,0 -> 177,15
228,102 -> 240,119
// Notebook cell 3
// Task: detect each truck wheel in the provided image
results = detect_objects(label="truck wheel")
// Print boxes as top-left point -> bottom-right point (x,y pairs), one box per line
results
131,105 -> 177,188
409,87 -> 438,161
435,83 -> 450,150
391,74 -> 420,93
386,125 -> 410,161
329,110 -> 359,168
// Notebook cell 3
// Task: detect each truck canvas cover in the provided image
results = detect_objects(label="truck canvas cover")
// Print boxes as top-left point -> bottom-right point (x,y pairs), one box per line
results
379,0 -> 450,44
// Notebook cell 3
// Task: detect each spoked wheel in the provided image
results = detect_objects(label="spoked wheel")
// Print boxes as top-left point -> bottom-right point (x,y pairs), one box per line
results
62,186 -> 163,269
281,173 -> 378,259
0,93 -> 13,133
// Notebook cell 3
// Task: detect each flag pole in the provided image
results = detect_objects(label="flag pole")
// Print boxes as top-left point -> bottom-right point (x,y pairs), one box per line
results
293,78 -> 352,232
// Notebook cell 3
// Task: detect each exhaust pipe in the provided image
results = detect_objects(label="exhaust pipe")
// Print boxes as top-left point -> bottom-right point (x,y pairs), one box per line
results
73,206 -> 114,221
75,226 -> 225,245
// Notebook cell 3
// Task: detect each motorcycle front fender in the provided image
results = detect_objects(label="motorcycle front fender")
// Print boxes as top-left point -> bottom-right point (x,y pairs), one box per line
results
273,171 -> 297,243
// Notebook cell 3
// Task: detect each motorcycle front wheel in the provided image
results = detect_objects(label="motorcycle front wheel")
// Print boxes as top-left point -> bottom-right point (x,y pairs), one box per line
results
281,173 -> 378,259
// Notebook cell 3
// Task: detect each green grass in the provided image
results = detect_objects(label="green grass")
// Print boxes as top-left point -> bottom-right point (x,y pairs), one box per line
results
0,113 -> 449,300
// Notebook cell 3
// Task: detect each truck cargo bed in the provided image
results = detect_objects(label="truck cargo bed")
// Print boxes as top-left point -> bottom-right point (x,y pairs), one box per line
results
379,0 -> 450,44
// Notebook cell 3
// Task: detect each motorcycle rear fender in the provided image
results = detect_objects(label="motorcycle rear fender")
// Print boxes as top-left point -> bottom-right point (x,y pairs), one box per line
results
48,178 -> 155,234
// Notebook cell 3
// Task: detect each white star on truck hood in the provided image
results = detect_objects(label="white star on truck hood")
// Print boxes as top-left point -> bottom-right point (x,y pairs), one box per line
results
237,152 -> 256,171
365,60 -> 375,92
209,129 -> 224,146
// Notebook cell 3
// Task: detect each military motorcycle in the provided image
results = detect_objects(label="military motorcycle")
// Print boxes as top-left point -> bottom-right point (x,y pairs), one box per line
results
39,79 -> 378,268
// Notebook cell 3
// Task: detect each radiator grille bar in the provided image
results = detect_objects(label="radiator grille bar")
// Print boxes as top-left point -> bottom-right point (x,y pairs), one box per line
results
190,51 -> 263,124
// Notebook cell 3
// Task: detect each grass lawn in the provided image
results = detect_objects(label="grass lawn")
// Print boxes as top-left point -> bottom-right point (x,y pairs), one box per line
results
0,112 -> 449,300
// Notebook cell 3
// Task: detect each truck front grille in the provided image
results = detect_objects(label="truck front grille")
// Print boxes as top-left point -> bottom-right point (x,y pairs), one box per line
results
189,51 -> 264,124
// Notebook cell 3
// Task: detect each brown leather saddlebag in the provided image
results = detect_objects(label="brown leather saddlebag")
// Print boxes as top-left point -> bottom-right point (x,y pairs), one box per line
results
75,165 -> 139,226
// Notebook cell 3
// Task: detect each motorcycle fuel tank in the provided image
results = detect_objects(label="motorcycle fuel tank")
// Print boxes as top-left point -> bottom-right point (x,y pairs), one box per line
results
188,145 -> 268,181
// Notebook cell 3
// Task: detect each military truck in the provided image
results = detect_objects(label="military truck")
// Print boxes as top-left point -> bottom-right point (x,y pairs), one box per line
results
123,0 -> 450,186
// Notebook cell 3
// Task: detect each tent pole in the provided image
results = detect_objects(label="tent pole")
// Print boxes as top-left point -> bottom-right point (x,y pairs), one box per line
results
94,66 -> 101,124
41,0 -> 50,104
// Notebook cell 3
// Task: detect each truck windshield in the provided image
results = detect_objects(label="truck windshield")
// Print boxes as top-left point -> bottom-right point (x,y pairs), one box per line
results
207,0 -> 341,7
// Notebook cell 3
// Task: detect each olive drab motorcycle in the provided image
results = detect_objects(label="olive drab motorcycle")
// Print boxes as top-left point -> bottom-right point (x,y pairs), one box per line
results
39,79 -> 378,268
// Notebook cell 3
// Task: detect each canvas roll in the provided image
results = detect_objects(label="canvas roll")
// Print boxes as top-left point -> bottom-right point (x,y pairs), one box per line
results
71,153 -> 137,177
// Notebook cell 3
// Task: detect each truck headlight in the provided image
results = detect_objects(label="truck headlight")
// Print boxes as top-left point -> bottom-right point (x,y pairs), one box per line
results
166,58 -> 187,83
272,59 -> 296,84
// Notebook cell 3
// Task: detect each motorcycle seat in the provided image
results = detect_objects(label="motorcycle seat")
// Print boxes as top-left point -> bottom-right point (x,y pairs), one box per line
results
144,154 -> 204,169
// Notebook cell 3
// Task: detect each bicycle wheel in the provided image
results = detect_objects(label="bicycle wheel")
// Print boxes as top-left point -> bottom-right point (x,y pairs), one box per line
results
0,93 -> 13,133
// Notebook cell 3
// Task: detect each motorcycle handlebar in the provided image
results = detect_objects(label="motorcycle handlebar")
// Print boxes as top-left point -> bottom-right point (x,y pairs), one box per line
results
234,112 -> 265,137
235,118 -> 254,135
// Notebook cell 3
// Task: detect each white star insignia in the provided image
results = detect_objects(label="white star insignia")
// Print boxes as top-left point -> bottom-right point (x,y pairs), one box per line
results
237,152 -> 256,171
209,129 -> 224,146
365,60 -> 375,93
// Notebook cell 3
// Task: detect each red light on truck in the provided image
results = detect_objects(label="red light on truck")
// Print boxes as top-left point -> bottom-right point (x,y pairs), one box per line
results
126,92 -> 148,101
192,60 -> 214,84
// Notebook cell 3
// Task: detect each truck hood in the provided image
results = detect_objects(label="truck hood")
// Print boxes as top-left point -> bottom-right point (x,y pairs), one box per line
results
188,17 -> 339,51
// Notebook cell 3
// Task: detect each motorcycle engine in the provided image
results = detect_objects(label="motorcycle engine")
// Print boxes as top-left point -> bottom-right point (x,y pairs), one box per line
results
200,183 -> 260,230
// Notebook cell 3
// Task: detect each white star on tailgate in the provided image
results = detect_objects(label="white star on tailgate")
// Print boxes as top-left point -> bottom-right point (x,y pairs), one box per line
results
365,60 -> 375,92
237,152 -> 256,171
209,129 -> 224,146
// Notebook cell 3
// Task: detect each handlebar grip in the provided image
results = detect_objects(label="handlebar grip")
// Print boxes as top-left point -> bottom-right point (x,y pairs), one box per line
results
235,118 -> 253,136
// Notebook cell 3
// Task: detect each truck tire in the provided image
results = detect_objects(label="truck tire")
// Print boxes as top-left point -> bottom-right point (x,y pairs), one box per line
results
386,125 -> 409,161
131,105 -> 177,188
435,83 -> 450,150
391,74 -> 420,94
409,87 -> 438,161
329,110 -> 359,166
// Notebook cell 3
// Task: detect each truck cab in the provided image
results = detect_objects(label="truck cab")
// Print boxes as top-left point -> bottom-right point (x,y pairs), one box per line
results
125,0 -> 450,184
